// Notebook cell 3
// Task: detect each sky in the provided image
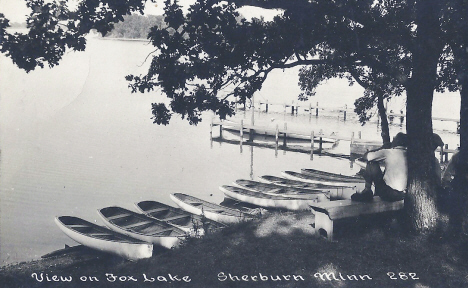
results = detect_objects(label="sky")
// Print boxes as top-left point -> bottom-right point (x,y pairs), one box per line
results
0,0 -> 281,23
0,0 -> 30,22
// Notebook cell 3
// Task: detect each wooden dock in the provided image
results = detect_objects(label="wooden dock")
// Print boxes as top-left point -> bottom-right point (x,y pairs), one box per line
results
210,119 -> 457,161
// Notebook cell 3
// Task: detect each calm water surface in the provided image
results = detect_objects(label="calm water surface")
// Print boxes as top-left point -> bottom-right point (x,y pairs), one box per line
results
0,37 -> 460,266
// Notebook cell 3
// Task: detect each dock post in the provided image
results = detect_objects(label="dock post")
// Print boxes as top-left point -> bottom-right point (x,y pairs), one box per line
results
275,124 -> 279,152
358,131 -> 362,139
319,137 -> 323,154
291,105 -> 295,115
316,102 -> 319,117
266,100 -> 269,113
240,120 -> 244,143
220,122 -> 223,139
351,132 -> 355,144
309,103 -> 312,117
343,104 -> 347,121
440,144 -> 444,163
400,110 -> 404,125
444,144 -> 449,162
283,122 -> 287,148
311,131 -> 315,160
210,118 -> 213,138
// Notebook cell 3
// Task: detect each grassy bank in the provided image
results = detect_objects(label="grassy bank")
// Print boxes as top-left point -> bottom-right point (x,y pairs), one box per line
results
1,211 -> 468,288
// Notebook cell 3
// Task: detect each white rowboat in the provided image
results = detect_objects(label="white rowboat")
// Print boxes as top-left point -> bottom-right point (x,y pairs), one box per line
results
98,206 -> 186,249
220,185 -> 322,211
55,216 -> 153,261
135,200 -> 226,236
170,193 -> 254,224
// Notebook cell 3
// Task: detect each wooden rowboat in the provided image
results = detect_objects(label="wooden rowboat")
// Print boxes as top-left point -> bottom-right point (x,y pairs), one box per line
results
55,216 -> 153,261
234,179 -> 330,201
135,200 -> 226,236
258,175 -> 353,190
220,185 -> 320,211
98,207 -> 186,249
282,171 -> 365,187
300,168 -> 364,182
259,175 -> 358,199
170,193 -> 254,224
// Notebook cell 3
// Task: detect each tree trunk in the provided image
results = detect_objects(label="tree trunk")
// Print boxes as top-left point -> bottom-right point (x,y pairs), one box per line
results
403,0 -> 443,234
377,93 -> 391,146
453,44 -> 468,162
450,45 -> 468,234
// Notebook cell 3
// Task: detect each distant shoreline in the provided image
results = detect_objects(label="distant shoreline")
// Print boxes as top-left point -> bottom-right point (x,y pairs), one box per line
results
100,37 -> 150,43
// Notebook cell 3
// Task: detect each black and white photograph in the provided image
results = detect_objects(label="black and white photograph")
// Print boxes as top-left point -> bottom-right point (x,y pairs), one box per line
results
1,0 -> 468,287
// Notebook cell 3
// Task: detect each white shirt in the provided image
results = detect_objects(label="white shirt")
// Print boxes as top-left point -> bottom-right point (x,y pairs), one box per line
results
367,146 -> 407,192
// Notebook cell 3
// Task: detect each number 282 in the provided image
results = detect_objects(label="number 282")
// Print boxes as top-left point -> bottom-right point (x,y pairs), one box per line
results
387,272 -> 419,280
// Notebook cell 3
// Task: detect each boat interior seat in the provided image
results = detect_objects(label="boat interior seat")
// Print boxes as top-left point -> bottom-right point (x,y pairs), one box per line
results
107,213 -> 131,220
145,207 -> 170,213
164,214 -> 190,221
122,221 -> 153,229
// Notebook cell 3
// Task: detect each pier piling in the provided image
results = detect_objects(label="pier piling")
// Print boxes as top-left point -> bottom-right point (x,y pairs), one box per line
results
444,144 -> 449,162
283,123 -> 288,148
275,124 -> 279,151
240,120 -> 244,143
310,131 -> 314,160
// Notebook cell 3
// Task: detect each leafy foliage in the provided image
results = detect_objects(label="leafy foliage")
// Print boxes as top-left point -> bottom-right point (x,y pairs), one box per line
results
106,14 -> 166,39
0,0 -> 149,72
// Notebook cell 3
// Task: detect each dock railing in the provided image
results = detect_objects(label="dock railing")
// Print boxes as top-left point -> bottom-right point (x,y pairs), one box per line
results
243,101 -> 460,134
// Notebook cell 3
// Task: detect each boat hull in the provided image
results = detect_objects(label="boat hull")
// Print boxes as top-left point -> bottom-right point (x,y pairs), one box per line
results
300,168 -> 364,182
134,201 -> 226,236
282,171 -> 365,187
234,179 -> 329,201
98,207 -> 185,249
55,217 -> 153,261
220,186 -> 319,211
170,193 -> 252,224
100,223 -> 181,249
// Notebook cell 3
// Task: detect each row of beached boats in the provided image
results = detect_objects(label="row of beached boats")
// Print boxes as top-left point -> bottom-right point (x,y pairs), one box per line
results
55,199 -> 230,261
55,168 -> 365,261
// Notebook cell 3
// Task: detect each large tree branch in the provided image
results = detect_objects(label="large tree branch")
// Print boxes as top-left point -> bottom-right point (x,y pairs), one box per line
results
348,65 -> 370,89
226,0 -> 309,10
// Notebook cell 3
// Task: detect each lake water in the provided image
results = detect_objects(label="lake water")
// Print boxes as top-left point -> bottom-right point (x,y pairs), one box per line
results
0,37 -> 460,266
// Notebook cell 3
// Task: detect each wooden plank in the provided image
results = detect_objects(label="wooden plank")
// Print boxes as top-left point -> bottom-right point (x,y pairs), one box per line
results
163,214 -> 190,221
88,233 -> 112,237
146,227 -> 175,236
68,224 -> 89,228
310,197 -> 404,220
122,221 -> 153,229
107,214 -> 131,220
145,207 -> 170,213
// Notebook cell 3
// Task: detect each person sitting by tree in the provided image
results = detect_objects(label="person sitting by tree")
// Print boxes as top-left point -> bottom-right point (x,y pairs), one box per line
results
352,132 -> 444,202
440,150 -> 468,236
351,132 -> 408,202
